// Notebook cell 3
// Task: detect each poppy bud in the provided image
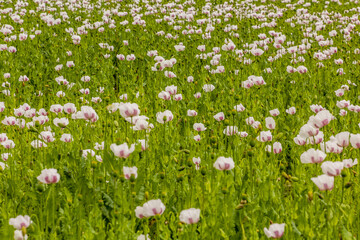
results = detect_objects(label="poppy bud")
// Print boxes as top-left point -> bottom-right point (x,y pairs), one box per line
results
114,211 -> 120,218
279,164 -> 285,171
91,161 -> 97,168
36,183 -> 45,192
345,182 -> 352,188
200,169 -> 206,176
341,170 -> 347,177
177,174 -> 184,182
22,226 -> 27,236
145,191 -> 149,200
34,121 -> 41,127
275,133 -> 284,139
307,191 -> 313,201
57,123 -> 67,128
235,204 -> 244,210
187,160 -> 193,167
285,180 -> 292,187
182,149 -> 190,154
221,187 -> 228,194
241,194 -> 248,201
112,170 -> 119,178
291,176 -> 299,182
178,166 -> 186,172
282,172 -> 290,180
114,120 -> 119,127
317,193 -> 324,199
159,172 -> 165,179
29,126 -> 38,132
130,175 -> 136,182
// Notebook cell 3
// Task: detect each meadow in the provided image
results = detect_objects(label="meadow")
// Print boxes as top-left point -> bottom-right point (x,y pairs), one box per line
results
0,0 -> 360,239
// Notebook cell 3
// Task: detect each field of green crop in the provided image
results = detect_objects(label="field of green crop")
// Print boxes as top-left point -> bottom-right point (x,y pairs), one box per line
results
1,0 -> 360,239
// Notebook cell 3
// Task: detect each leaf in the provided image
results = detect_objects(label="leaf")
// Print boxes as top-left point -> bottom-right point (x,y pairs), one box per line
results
101,206 -> 110,219
102,193 -> 114,208
291,221 -> 302,236
219,228 -> 229,240
341,227 -> 355,240
135,185 -> 145,202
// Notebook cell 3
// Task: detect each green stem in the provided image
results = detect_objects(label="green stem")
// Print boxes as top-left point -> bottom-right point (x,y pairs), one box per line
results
156,215 -> 160,240
52,185 -> 56,234
341,176 -> 344,204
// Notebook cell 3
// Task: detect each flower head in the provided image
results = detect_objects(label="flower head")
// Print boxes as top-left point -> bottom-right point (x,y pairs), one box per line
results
37,169 -> 60,184
321,161 -> 344,176
193,123 -> 206,132
179,208 -> 200,224
311,174 -> 334,191
123,166 -> 138,179
9,215 -> 31,230
110,143 -> 135,158
156,110 -> 173,124
300,149 -> 326,164
264,223 -> 285,238
142,199 -> 166,217
213,157 -> 234,170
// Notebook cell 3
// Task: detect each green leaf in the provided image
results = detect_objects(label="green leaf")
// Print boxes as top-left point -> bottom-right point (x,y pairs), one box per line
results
341,227 -> 355,240
291,221 -> 302,236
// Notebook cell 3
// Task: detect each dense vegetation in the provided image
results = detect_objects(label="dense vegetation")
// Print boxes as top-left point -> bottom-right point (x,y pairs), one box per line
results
1,0 -> 360,239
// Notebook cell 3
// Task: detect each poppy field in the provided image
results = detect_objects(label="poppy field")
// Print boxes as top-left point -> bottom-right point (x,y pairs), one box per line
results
1,0 -> 360,239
